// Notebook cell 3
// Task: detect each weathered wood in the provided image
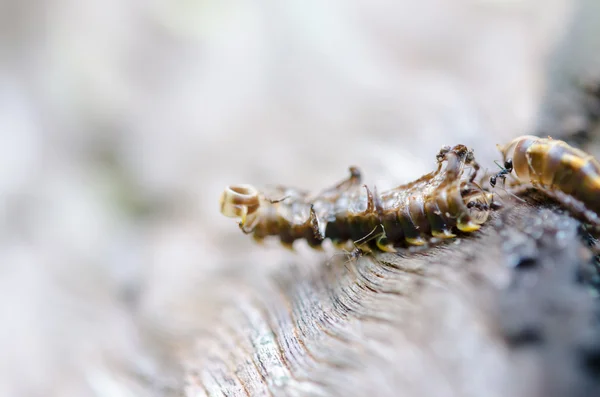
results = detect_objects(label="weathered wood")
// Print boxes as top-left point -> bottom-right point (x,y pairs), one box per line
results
184,195 -> 600,397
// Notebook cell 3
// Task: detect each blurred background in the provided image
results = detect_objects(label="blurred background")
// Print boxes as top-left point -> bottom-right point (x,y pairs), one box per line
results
1,0 -> 599,395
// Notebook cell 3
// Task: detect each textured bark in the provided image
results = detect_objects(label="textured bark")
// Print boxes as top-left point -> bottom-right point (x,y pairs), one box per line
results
184,194 -> 600,397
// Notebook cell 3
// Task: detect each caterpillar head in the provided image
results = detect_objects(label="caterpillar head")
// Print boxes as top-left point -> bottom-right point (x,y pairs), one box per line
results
436,144 -> 473,163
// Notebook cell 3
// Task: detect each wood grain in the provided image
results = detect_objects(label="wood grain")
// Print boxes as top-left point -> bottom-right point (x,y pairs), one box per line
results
184,195 -> 600,397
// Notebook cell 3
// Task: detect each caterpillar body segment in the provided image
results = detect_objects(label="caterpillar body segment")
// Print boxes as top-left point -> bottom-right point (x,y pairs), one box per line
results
495,135 -> 600,225
220,144 -> 493,251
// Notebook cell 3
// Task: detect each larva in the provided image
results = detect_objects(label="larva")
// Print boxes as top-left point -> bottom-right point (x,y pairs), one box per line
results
493,135 -> 600,226
220,144 -> 493,252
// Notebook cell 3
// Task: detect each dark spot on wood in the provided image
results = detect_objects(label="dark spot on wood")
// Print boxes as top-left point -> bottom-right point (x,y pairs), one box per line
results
504,327 -> 544,348
514,257 -> 538,270
580,346 -> 600,377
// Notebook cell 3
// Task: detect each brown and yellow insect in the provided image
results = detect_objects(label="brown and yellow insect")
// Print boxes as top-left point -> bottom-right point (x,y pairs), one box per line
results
493,135 -> 600,225
220,144 -> 493,252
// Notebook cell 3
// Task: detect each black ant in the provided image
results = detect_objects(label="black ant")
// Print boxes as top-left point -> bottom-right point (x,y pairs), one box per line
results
467,200 -> 489,211
490,159 -> 513,188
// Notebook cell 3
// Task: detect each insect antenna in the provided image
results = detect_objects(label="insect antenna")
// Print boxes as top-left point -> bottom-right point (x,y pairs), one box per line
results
493,159 -> 504,169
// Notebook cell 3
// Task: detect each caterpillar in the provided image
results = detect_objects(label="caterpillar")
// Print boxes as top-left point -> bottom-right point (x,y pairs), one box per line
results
493,135 -> 600,226
220,144 -> 494,252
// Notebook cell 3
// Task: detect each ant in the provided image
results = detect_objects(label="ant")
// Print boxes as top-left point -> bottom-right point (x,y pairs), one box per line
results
490,159 -> 513,188
467,200 -> 489,211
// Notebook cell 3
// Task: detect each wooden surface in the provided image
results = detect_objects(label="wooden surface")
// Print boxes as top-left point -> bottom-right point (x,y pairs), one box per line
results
183,195 -> 600,397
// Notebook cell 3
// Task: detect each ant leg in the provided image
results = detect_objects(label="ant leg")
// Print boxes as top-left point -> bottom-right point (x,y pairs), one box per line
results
348,246 -> 365,261
488,191 -> 502,210
326,250 -> 353,267
499,174 -> 507,189
497,185 -> 526,202
339,246 -> 366,277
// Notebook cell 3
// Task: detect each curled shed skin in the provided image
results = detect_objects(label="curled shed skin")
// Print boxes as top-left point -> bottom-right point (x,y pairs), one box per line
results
220,144 -> 494,251
220,184 -> 260,227
498,136 -> 600,220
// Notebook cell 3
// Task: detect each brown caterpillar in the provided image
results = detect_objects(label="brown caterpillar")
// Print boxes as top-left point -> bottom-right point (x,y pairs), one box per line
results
220,144 -> 494,252
493,135 -> 600,226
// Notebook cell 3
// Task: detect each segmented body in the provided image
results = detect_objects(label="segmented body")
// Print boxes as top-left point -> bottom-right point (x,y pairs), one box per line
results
497,135 -> 600,225
220,145 -> 493,252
